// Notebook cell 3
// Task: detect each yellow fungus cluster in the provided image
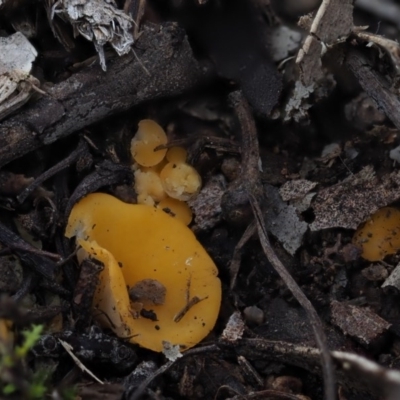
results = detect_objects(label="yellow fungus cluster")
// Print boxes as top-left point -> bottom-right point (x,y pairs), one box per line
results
66,193 -> 221,353
353,207 -> 400,261
131,120 -> 167,167
131,120 -> 201,225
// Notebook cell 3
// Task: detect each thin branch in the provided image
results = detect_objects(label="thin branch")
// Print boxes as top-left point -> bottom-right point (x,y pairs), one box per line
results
230,90 -> 336,400
345,47 -> 400,131
248,193 -> 336,400
17,139 -> 89,204
59,339 -> 104,384
229,221 -> 256,289
129,344 -> 219,400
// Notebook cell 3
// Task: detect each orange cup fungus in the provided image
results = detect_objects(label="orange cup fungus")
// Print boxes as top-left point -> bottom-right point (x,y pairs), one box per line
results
65,193 -> 221,353
158,197 -> 192,226
352,207 -> 400,261
131,120 -> 201,225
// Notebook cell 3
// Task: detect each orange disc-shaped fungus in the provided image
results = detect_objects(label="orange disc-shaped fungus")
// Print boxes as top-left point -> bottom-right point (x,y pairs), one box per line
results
131,120 -> 168,167
352,207 -> 400,261
160,162 -> 202,201
65,193 -> 221,352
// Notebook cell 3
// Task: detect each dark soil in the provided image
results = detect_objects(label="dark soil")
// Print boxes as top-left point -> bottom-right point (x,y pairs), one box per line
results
1,1 -> 400,399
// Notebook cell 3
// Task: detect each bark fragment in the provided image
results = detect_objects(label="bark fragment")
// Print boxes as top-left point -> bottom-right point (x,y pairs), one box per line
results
0,23 -> 210,168
331,300 -> 391,346
310,166 -> 400,231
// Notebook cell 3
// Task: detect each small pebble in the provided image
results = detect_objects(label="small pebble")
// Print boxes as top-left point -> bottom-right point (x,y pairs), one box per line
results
243,305 -> 264,325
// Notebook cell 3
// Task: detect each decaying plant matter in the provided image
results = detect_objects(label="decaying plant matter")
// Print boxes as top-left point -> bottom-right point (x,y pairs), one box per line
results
49,0 -> 134,71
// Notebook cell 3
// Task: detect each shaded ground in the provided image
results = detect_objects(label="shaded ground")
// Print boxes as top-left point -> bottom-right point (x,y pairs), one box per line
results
1,0 -> 400,399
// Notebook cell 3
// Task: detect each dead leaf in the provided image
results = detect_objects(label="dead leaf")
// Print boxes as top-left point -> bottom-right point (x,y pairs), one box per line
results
51,0 -> 134,71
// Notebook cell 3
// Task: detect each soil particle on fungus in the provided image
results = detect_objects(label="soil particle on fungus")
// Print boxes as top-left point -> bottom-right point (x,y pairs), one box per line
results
128,279 -> 167,305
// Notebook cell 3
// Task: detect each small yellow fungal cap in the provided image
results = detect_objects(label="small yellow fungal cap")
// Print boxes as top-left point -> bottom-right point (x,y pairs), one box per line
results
158,197 -> 193,226
137,193 -> 155,206
131,120 -> 168,167
166,147 -> 187,164
134,168 -> 166,204
160,162 -> 202,201
65,193 -> 221,352
352,207 -> 400,261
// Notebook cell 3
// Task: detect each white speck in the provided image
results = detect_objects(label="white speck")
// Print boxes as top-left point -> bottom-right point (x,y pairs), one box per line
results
162,341 -> 182,361
185,257 -> 193,266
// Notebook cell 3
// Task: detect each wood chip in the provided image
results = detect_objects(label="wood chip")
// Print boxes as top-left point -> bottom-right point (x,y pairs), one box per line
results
331,301 -> 391,346
310,166 -> 400,231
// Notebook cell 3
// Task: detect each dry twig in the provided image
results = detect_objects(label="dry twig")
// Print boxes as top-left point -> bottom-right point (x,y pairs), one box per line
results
345,48 -> 400,131
230,91 -> 336,400
59,339 -> 104,384
129,344 -> 220,400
